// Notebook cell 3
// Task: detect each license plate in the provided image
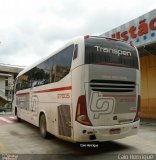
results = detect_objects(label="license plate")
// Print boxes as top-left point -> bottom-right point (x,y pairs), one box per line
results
109,128 -> 121,134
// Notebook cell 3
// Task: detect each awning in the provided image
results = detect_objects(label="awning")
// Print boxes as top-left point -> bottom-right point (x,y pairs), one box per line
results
0,73 -> 12,77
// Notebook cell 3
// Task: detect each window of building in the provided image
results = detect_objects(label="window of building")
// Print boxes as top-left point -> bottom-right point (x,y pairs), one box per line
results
5,79 -> 8,87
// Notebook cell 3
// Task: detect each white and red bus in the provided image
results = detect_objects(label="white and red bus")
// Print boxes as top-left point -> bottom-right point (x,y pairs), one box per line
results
12,35 -> 140,142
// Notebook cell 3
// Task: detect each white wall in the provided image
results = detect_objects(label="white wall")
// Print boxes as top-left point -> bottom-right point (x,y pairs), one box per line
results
0,77 -> 5,93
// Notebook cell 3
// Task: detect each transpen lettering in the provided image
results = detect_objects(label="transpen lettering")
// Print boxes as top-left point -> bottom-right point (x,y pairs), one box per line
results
94,45 -> 132,56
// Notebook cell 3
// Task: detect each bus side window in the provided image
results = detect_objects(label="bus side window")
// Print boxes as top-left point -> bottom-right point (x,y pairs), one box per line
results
52,44 -> 74,82
15,77 -> 22,92
49,57 -> 54,83
73,44 -> 78,60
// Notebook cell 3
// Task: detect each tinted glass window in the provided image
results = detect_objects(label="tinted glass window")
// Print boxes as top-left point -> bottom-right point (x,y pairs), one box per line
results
16,44 -> 74,90
53,44 -> 74,82
85,38 -> 139,69
31,60 -> 50,87
16,78 -> 21,92
16,72 -> 31,91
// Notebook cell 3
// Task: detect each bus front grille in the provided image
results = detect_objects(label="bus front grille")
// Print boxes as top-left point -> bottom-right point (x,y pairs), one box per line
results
90,80 -> 135,92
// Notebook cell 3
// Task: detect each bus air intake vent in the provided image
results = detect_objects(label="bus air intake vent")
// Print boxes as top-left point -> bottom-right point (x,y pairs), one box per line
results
90,80 -> 135,92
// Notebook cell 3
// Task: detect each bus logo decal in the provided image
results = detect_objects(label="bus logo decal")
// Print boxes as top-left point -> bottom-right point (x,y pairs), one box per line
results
90,93 -> 115,119
30,95 -> 39,116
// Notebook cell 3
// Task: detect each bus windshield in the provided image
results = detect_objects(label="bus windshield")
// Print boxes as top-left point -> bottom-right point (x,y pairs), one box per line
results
85,38 -> 139,69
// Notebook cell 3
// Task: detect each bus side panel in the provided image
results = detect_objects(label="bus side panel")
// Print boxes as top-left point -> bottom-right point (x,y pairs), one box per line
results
14,89 -> 32,123
58,105 -> 72,137
32,74 -> 73,139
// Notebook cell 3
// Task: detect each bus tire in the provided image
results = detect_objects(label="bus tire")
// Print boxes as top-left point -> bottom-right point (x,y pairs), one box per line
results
39,114 -> 49,139
15,108 -> 21,122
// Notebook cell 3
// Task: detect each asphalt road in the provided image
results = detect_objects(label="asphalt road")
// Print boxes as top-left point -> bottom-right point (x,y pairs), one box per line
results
0,114 -> 156,160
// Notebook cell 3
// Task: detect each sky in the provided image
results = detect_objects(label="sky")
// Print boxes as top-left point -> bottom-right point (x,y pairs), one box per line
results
0,0 -> 156,67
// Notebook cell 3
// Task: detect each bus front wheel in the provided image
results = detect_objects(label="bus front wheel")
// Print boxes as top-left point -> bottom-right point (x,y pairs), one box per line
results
39,114 -> 49,138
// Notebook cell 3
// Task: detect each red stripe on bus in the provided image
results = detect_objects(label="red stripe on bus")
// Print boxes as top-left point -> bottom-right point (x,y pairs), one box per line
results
16,92 -> 30,96
16,86 -> 72,96
33,86 -> 72,94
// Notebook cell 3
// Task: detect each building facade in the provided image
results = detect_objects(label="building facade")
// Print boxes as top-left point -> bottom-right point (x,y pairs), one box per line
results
0,64 -> 23,107
101,9 -> 156,119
